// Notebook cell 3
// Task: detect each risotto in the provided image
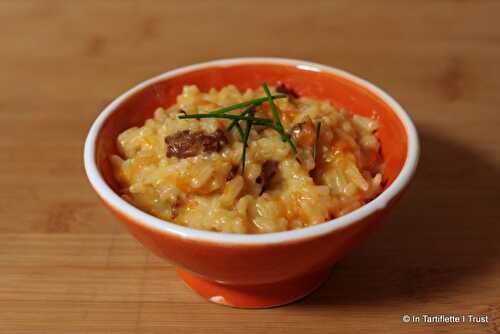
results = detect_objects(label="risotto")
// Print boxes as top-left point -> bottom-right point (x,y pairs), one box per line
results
110,84 -> 384,234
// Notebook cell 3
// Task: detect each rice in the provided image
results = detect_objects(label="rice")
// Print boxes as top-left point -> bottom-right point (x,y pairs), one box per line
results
110,85 -> 384,234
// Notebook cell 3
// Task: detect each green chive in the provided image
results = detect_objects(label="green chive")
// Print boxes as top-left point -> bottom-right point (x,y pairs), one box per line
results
241,108 -> 256,173
227,105 -> 254,132
208,95 -> 287,115
262,83 -> 284,134
180,113 -> 272,125
234,122 -> 245,140
177,84 -> 298,171
262,83 -> 297,153
313,122 -> 322,161
285,133 -> 297,153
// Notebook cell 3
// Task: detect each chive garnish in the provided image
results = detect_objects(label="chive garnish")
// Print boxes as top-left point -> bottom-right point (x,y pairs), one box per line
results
208,95 -> 287,115
177,85 -> 298,173
227,105 -> 254,132
262,83 -> 297,153
313,121 -> 322,161
179,113 -> 279,130
285,132 -> 297,153
241,107 -> 256,173
262,83 -> 284,134
234,122 -> 245,140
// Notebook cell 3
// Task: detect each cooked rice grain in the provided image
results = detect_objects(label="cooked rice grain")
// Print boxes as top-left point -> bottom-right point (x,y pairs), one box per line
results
111,85 -> 384,233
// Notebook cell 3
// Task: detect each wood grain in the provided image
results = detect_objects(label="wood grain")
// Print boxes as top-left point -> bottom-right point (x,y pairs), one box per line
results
1,1 -> 499,333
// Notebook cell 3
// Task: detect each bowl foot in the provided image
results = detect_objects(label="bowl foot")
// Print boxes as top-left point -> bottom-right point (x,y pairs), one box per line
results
177,268 -> 331,308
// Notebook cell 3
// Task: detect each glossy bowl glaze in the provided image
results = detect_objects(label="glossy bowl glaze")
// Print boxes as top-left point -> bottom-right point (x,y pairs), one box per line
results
84,58 -> 419,308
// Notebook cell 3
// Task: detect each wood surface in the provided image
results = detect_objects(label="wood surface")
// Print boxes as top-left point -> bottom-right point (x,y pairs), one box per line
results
1,1 -> 499,333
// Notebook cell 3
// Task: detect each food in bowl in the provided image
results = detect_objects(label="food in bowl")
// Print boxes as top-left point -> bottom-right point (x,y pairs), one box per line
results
86,58 -> 419,308
110,83 -> 384,234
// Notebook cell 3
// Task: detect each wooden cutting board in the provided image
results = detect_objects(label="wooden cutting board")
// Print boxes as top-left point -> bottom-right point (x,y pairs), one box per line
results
1,1 -> 499,333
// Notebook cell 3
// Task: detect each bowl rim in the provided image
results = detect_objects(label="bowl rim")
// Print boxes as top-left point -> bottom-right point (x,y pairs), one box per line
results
84,57 -> 419,245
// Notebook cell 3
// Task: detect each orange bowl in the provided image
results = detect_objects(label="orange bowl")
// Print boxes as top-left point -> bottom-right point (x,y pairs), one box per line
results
84,58 -> 419,308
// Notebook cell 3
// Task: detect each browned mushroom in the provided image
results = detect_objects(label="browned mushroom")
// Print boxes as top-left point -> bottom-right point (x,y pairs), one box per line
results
291,118 -> 315,147
258,161 -> 279,195
276,83 -> 299,99
165,129 -> 228,158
